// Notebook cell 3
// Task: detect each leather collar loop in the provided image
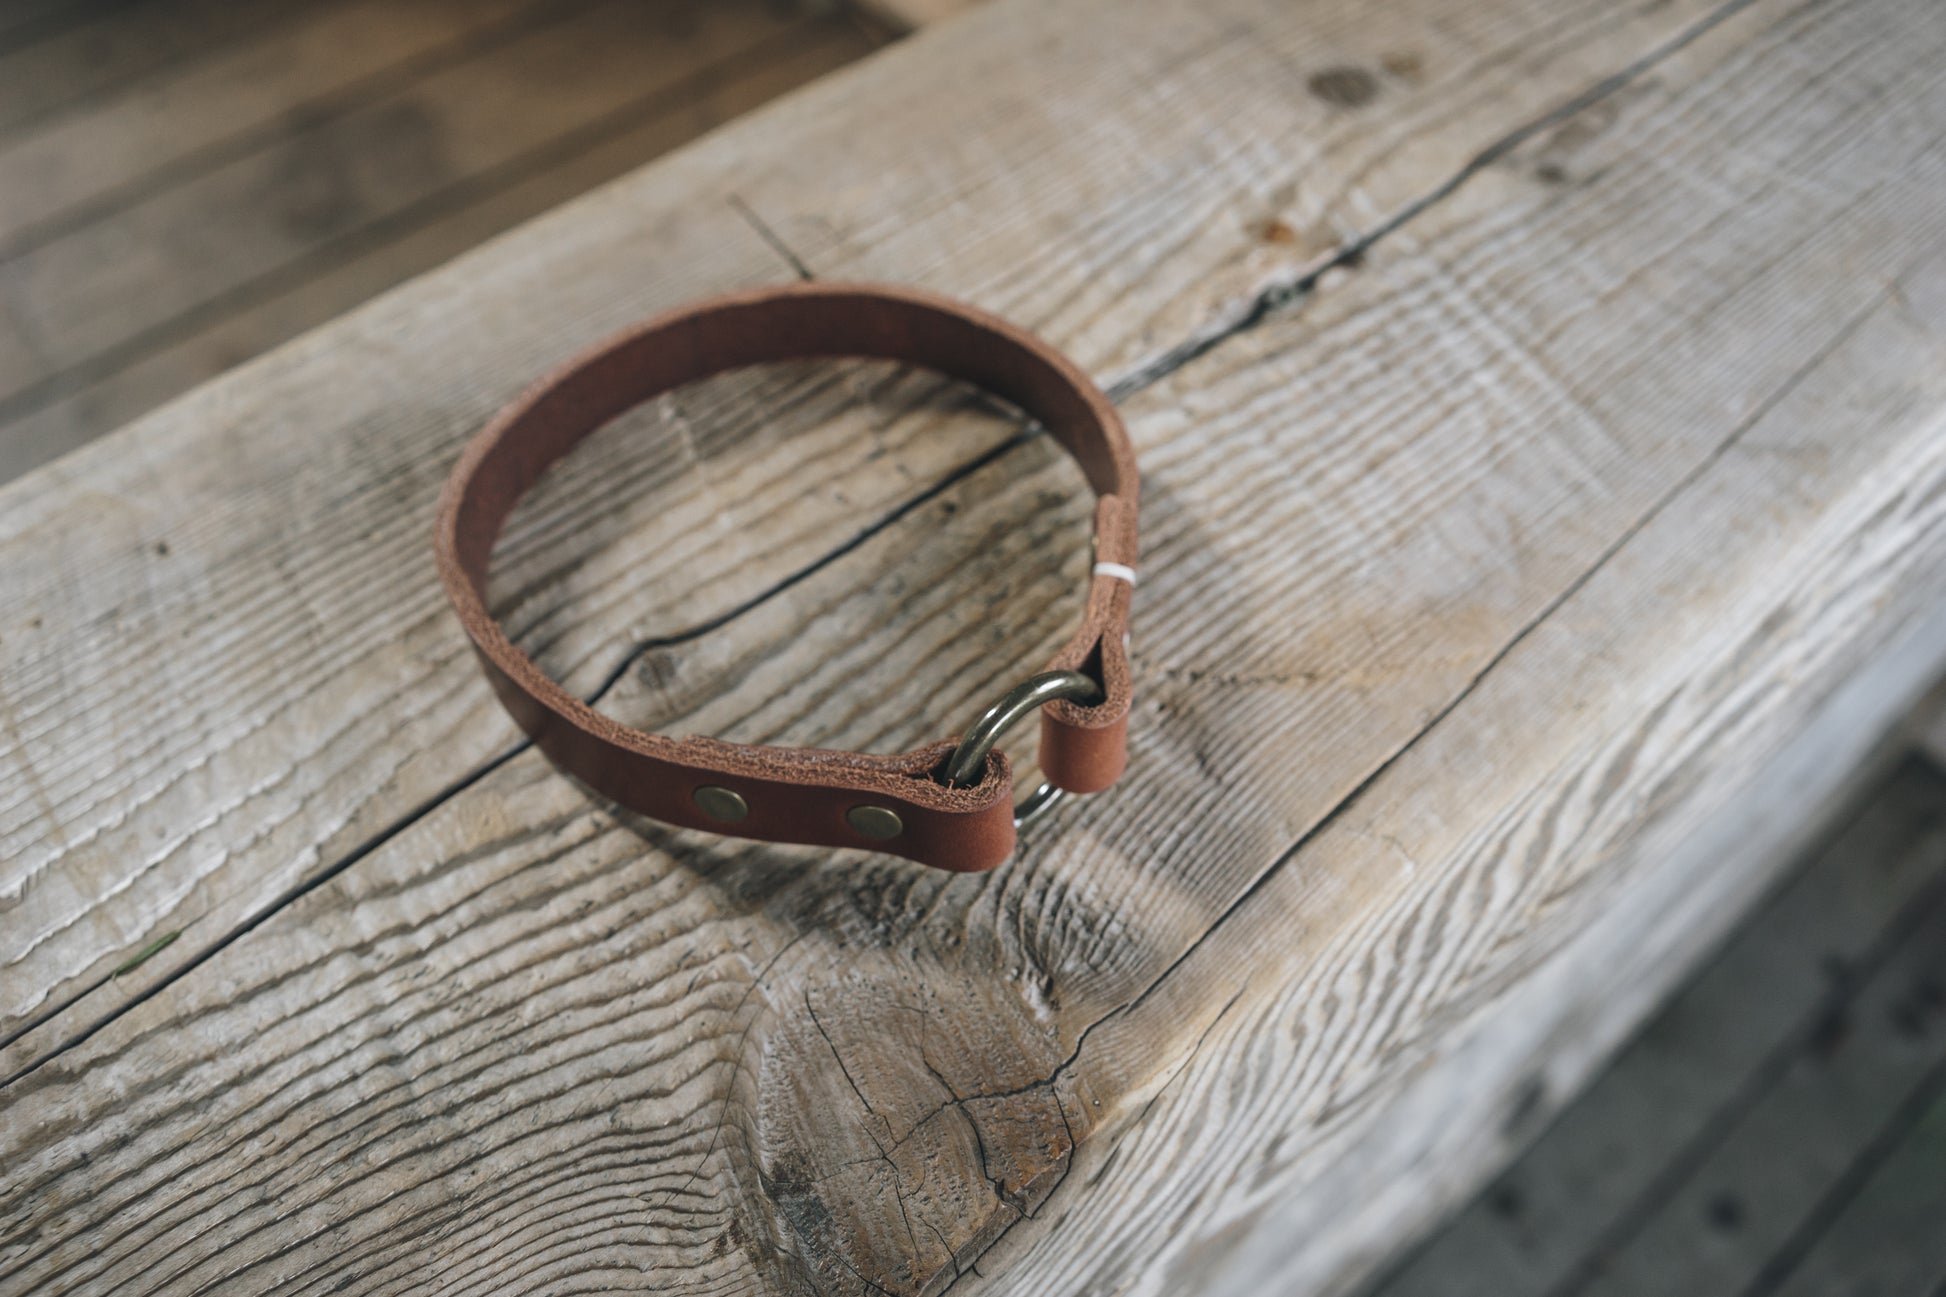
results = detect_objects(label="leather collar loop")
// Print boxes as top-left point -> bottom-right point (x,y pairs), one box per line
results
434,281 -> 1138,872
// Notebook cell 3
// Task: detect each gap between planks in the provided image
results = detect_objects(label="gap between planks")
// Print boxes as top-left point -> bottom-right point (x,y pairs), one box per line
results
0,0 -> 1774,1092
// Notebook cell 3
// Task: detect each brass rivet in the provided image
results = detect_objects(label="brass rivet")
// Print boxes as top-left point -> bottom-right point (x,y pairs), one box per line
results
846,805 -> 903,840
693,785 -> 748,823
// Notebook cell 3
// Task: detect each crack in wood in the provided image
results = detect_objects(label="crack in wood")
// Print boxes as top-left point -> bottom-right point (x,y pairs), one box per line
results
729,192 -> 818,283
933,985 -> 1247,1295
654,930 -> 810,1218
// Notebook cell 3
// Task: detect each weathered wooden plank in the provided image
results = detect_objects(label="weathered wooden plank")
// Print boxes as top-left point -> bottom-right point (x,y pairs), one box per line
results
0,14 -> 876,483
0,0 -> 1720,1070
1,0 -> 1943,1294
1367,756 -> 1946,1297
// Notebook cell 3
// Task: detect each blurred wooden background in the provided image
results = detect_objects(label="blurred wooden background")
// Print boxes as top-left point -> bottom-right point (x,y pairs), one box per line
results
0,0 -> 929,485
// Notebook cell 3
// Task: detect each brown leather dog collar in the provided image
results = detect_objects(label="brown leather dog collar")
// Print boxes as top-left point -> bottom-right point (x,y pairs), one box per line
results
435,281 -> 1138,872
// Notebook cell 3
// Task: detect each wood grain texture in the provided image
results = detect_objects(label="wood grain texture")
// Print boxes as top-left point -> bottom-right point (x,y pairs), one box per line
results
4,0 -> 1946,1292
0,0 -> 1724,1073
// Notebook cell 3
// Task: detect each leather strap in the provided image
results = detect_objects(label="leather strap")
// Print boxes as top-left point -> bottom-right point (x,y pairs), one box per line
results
435,281 -> 1138,872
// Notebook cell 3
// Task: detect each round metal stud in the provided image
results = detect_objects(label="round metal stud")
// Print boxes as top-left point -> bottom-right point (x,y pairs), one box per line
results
846,804 -> 904,840
693,785 -> 749,823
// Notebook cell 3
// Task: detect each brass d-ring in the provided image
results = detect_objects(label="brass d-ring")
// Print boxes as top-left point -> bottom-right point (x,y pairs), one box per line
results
944,669 -> 1103,828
